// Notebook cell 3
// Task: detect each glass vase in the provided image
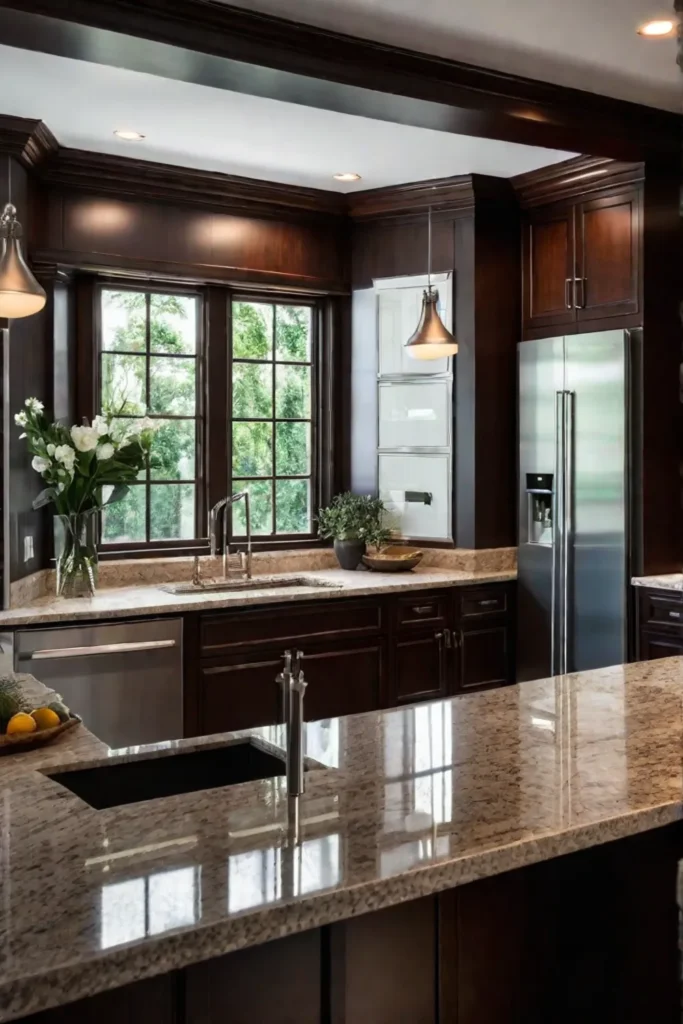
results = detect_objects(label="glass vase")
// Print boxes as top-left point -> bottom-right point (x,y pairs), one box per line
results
54,510 -> 98,598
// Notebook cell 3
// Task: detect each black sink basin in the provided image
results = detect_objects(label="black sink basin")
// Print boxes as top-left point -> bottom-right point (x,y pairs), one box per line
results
46,739 -> 289,810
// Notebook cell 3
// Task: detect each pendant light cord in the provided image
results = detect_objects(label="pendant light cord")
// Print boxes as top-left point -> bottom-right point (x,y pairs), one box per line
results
427,205 -> 432,292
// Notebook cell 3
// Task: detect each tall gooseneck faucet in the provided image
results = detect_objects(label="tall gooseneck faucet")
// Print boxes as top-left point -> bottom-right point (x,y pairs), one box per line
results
208,491 -> 252,579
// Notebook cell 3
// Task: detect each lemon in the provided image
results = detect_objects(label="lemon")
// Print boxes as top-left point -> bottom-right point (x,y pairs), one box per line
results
31,707 -> 61,730
6,712 -> 37,736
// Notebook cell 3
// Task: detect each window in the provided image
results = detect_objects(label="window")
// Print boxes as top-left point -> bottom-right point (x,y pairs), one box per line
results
230,300 -> 315,537
98,287 -> 201,545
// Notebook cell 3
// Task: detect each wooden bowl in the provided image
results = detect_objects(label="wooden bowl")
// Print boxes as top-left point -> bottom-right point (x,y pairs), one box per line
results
0,715 -> 81,755
362,546 -> 424,572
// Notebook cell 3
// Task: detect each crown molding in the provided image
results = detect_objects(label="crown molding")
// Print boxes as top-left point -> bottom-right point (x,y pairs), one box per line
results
0,115 -> 59,169
38,148 -> 348,221
347,175 -> 476,220
512,155 -> 644,208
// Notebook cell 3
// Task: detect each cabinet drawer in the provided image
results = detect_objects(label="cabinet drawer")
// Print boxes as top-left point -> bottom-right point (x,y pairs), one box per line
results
396,593 -> 448,629
459,587 -> 508,619
201,598 -> 382,654
639,590 -> 683,632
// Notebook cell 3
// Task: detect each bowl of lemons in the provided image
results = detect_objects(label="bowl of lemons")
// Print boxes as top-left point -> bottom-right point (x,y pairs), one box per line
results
0,676 -> 80,753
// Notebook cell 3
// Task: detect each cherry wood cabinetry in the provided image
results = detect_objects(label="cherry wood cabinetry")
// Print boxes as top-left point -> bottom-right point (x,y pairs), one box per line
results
636,587 -> 683,661
186,583 -> 516,736
522,188 -> 642,339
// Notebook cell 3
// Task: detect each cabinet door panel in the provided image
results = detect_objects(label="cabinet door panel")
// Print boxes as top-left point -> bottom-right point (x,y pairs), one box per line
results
199,642 -> 383,735
394,632 -> 447,704
524,206 -> 575,332
576,191 -> 640,321
639,631 -> 683,661
457,626 -> 510,692
301,641 -> 383,720
199,654 -> 283,733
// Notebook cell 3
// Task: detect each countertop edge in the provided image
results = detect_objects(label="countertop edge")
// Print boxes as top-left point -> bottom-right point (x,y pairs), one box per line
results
0,569 -> 517,627
1,799 -> 679,1022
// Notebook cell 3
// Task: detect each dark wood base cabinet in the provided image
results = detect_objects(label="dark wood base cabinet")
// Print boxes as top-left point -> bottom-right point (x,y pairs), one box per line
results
636,587 -> 683,661
184,582 -> 516,736
22,825 -> 680,1024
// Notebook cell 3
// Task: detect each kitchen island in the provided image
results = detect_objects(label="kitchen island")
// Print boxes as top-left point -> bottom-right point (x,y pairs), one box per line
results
2,658 -> 683,1023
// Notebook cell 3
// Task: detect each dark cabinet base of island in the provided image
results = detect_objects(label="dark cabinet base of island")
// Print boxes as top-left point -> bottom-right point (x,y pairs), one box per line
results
21,824 -> 681,1024
184,582 -> 517,736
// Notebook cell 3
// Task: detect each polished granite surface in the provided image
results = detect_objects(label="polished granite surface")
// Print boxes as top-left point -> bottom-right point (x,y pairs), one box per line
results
1,657 -> 682,1019
632,573 -> 683,592
0,566 -> 516,627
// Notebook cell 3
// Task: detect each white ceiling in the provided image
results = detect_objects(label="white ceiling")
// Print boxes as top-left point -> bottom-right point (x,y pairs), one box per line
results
0,45 -> 574,191
221,0 -> 683,112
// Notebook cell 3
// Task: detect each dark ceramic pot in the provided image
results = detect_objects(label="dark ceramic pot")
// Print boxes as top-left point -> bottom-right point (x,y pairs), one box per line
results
333,538 -> 366,571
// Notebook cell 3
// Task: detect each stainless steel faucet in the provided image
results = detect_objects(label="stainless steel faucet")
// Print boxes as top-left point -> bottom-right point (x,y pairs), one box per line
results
208,491 -> 252,579
277,649 -> 307,798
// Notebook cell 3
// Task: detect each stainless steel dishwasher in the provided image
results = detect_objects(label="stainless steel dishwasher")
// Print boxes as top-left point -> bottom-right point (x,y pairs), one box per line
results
7,618 -> 183,749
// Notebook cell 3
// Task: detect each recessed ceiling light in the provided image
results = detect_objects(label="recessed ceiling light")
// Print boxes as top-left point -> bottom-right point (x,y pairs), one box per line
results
114,130 -> 146,141
637,18 -> 676,37
333,172 -> 362,182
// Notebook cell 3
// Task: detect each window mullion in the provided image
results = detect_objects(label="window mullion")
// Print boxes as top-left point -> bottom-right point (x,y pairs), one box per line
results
271,304 -> 277,536
145,292 -> 152,544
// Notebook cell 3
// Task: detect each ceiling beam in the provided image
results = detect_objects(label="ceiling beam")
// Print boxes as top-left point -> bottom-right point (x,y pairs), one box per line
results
0,0 -> 679,161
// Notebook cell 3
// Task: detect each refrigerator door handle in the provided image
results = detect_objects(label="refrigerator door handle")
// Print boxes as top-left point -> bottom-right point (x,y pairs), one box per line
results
552,390 -> 566,676
563,391 -> 575,675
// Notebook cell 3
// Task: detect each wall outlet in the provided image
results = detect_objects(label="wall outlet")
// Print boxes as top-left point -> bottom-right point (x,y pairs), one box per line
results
23,534 -> 34,563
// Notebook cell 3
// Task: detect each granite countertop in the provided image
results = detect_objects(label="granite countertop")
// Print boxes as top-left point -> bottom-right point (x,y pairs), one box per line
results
632,573 -> 683,592
2,657 -> 683,1020
0,566 -> 516,627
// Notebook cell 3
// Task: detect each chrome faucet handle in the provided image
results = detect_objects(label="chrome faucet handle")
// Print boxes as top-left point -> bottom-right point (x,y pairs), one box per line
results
286,668 -> 307,797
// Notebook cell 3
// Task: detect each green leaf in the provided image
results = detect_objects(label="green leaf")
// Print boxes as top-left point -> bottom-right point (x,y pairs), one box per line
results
102,483 -> 130,507
32,487 -> 58,510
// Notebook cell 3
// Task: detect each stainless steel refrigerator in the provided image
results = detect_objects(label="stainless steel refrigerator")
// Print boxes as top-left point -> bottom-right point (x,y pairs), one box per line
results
517,330 -> 635,682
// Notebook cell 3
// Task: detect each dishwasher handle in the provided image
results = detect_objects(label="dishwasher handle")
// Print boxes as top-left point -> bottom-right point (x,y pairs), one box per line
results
20,639 -> 177,661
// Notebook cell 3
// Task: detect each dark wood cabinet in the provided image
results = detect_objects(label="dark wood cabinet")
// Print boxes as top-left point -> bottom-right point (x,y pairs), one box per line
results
524,202 -> 574,331
575,191 -> 640,323
522,188 -> 641,338
300,640 -> 384,721
393,632 -> 448,704
198,652 -> 284,733
639,631 -> 683,660
456,625 -> 510,692
636,588 -> 683,662
189,582 -> 516,736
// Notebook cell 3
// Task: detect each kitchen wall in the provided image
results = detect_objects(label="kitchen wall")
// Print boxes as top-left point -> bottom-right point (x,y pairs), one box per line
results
0,135 -> 350,587
349,176 -> 520,549
0,155 -> 52,590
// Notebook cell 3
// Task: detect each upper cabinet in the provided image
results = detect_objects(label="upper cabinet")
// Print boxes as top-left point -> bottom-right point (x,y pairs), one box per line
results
518,158 -> 644,340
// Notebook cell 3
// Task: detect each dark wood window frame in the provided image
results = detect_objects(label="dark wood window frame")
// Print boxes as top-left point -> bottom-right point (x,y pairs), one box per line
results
76,274 -> 343,559
228,292 -> 318,542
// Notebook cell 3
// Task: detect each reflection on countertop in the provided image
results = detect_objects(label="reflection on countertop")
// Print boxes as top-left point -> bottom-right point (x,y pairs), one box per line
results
2,656 -> 682,1019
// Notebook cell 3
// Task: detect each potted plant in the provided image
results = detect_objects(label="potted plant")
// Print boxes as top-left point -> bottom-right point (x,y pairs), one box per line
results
317,492 -> 390,570
15,398 -> 156,597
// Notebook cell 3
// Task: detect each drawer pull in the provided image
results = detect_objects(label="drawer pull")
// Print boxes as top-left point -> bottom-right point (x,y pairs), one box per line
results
669,611 -> 682,620
478,599 -> 498,607
412,605 -> 433,615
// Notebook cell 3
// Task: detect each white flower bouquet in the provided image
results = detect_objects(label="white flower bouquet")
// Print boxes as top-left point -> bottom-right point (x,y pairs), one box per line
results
16,398 -> 156,596
16,398 -> 155,515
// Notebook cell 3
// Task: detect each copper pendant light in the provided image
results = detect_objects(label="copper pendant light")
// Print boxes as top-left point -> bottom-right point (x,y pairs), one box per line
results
405,206 -> 457,360
0,185 -> 46,320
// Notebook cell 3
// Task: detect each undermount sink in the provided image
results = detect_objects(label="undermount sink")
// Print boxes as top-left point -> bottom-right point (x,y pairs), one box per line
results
45,739 -> 299,810
159,575 -> 341,595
